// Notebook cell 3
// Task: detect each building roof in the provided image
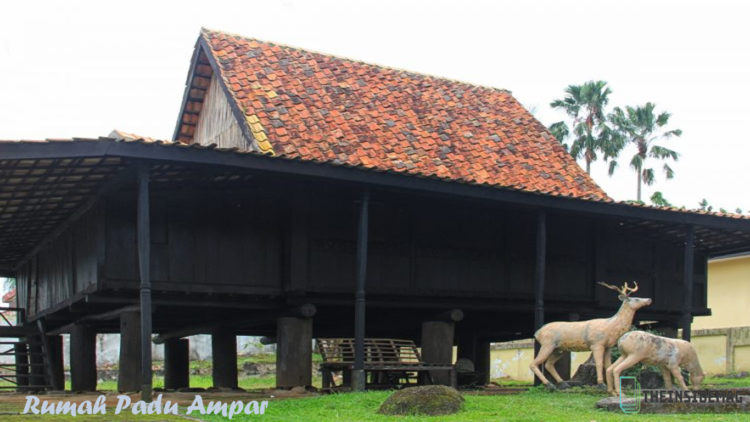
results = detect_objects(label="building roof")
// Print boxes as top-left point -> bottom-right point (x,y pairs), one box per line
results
174,28 -> 608,201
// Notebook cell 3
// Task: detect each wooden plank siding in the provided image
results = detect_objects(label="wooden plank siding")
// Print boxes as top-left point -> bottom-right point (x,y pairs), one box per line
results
192,75 -> 247,149
16,181 -> 707,321
16,205 -> 103,318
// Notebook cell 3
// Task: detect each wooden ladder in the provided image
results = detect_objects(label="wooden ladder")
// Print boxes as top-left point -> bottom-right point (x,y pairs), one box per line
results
0,308 -> 54,391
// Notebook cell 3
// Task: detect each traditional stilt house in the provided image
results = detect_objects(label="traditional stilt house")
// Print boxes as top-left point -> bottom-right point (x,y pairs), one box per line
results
1,29 -> 750,394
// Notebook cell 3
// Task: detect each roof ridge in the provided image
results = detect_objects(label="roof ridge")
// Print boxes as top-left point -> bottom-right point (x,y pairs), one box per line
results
200,27 -> 512,96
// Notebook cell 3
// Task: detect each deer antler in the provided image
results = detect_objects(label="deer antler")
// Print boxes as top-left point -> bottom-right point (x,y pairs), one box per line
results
597,282 -> 622,293
622,281 -> 638,296
597,281 -> 639,296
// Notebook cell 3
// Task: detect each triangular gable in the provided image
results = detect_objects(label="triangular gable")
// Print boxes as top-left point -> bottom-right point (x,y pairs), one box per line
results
173,38 -> 263,153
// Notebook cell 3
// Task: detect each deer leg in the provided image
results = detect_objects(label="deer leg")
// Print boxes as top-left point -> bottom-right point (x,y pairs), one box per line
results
660,366 -> 674,390
611,354 -> 641,395
544,349 -> 565,384
669,366 -> 689,390
591,345 -> 606,386
606,355 -> 625,395
529,344 -> 556,387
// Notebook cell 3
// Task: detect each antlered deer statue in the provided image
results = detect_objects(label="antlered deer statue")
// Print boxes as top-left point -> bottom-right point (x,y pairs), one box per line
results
606,330 -> 704,395
529,282 -> 652,389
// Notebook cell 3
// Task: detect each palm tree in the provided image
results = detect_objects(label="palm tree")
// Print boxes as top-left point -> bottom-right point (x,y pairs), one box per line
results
609,103 -> 682,201
550,81 -> 620,174
547,121 -> 569,151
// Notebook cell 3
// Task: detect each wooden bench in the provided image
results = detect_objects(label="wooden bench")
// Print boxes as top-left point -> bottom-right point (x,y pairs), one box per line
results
316,338 -> 456,389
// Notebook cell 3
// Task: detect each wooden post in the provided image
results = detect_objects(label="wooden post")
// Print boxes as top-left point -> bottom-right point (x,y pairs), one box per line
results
475,339 -> 491,385
70,324 -> 97,391
421,321 -> 454,385
682,225 -> 695,341
533,210 -> 546,385
14,342 -> 29,392
28,337 -> 45,390
352,190 -> 370,392
212,328 -> 238,389
276,316 -> 312,388
47,335 -> 64,390
137,164 -> 153,401
456,329 -> 477,364
118,310 -> 141,393
164,338 -> 189,390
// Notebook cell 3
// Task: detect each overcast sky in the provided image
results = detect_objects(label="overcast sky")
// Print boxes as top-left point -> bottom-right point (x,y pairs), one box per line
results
1,0 -> 748,210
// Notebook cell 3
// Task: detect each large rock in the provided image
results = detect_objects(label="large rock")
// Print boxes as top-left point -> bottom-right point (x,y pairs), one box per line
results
569,355 -> 597,386
378,385 -> 464,416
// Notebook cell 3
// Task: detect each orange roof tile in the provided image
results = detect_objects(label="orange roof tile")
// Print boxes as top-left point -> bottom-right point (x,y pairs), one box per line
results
180,29 -> 609,201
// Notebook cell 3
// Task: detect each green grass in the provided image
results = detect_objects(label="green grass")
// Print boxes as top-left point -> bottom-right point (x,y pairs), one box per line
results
194,387 -> 750,422
704,375 -> 750,389
2,385 -> 749,421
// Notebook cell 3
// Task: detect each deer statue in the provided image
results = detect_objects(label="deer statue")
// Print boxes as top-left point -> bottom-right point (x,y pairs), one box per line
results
529,281 -> 652,390
606,330 -> 704,395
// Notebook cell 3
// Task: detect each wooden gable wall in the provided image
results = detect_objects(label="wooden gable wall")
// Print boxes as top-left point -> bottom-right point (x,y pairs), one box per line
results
192,75 -> 247,149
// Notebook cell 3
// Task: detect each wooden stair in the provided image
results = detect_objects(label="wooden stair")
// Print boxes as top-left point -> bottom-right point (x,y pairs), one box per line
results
0,308 -> 54,391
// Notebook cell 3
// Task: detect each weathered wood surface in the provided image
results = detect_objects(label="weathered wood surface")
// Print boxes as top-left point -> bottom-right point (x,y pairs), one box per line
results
193,75 -> 247,149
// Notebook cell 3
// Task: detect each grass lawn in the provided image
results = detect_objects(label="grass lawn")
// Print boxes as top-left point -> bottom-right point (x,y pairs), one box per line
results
2,365 -> 748,421
195,387 -> 749,422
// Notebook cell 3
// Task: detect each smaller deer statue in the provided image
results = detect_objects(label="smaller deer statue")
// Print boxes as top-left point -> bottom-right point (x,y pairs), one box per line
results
606,330 -> 705,395
530,281 -> 652,390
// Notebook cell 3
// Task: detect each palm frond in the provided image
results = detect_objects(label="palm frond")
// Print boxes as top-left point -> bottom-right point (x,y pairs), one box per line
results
663,163 -> 675,179
642,168 -> 655,185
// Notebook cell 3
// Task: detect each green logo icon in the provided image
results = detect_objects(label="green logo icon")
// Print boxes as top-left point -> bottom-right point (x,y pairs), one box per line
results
619,376 -> 641,414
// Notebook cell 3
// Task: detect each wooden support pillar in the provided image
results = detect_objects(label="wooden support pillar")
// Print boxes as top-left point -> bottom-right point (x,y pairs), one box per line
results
456,329 -> 477,364
164,338 -> 189,390
682,225 -> 695,341
14,342 -> 29,392
276,316 -> 312,388
475,339 -> 491,385
533,210 -> 547,385
28,337 -> 45,389
352,190 -> 370,391
47,335 -> 64,390
421,321 -> 454,385
70,324 -> 97,391
118,310 -> 141,393
137,164 -> 153,401
212,328 -> 238,389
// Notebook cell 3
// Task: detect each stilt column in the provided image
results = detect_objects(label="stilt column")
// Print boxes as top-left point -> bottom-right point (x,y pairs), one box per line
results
48,335 -> 64,390
212,328 -> 237,389
421,321 -> 454,385
70,324 -> 97,391
118,310 -> 142,392
164,338 -> 190,390
276,316 -> 312,388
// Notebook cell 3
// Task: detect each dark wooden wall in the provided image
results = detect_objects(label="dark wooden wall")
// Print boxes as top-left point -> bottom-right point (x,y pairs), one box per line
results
17,181 -> 707,320
16,204 -> 103,317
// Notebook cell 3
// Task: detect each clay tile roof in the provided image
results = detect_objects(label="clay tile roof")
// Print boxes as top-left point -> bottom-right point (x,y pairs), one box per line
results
180,28 -> 609,201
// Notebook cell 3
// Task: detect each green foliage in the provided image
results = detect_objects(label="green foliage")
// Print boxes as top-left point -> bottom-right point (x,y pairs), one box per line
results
608,102 -> 682,201
550,80 -> 620,174
650,191 -> 672,207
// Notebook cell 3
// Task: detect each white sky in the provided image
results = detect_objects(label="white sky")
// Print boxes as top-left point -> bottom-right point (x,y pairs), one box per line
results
1,0 -> 749,210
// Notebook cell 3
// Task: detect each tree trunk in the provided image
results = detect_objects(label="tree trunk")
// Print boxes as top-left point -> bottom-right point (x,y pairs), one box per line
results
637,169 -> 642,202
585,159 -> 591,174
